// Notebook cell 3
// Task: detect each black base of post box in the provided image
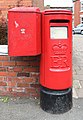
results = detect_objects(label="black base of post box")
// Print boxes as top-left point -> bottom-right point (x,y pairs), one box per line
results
40,86 -> 72,114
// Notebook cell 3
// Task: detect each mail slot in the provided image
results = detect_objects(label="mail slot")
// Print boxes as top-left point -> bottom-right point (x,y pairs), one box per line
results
40,9 -> 72,114
8,7 -> 41,56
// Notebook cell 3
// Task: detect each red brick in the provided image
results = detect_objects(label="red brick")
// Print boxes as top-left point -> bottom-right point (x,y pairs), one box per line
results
6,77 -> 13,81
0,72 -> 7,76
74,1 -> 80,27
12,87 -> 25,93
0,81 -> 7,86
17,83 -> 29,87
23,56 -> 37,61
0,77 -> 7,81
0,92 -> 9,96
29,61 -> 40,67
0,67 -> 7,71
13,77 -> 23,82
8,72 -> 17,77
0,87 -> 6,92
6,87 -> 12,92
30,73 -> 39,77
16,61 -> 29,66
7,74 -> 26,82
0,56 -> 9,61
0,62 -> 3,66
3,77 -> 7,81
23,77 -> 33,83
23,67 -> 39,72
8,81 -> 17,87
14,67 -> 22,72
23,68 -> 29,72
30,84 -> 40,88
3,61 -> 15,66
0,77 -> 4,81
26,88 -> 36,93
10,57 -> 23,61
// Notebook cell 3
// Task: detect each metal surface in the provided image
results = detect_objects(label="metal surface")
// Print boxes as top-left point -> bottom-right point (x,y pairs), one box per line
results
44,9 -> 72,14
8,7 -> 41,56
40,86 -> 72,114
40,9 -> 72,90
8,7 -> 40,13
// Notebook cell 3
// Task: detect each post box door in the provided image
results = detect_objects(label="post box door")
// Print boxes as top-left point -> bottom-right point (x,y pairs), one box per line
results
42,13 -> 72,90
8,7 -> 41,56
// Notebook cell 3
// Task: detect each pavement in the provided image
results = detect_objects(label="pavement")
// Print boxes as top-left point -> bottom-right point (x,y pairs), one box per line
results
73,34 -> 83,98
0,98 -> 83,120
0,34 -> 83,120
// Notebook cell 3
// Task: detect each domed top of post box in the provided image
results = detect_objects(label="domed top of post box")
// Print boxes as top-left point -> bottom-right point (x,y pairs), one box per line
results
43,9 -> 72,15
8,7 -> 40,13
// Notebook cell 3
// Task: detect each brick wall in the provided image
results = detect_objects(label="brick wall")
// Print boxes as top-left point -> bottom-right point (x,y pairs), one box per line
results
32,0 -> 44,10
0,0 -> 44,21
0,55 -> 40,98
74,0 -> 80,27
0,0 -> 32,20
0,0 -> 44,98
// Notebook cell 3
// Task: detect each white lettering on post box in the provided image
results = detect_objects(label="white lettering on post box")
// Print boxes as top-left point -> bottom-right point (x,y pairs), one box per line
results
20,28 -> 26,34
15,21 -> 19,28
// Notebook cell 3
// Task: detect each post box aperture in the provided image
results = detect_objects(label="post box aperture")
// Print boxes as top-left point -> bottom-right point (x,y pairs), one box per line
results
50,20 -> 69,39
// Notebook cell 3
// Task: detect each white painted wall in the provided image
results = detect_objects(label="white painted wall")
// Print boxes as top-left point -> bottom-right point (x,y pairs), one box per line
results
0,45 -> 8,55
44,0 -> 73,7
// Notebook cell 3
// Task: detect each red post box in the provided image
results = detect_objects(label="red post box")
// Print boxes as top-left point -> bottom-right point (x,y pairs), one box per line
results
40,9 -> 72,114
8,7 -> 41,56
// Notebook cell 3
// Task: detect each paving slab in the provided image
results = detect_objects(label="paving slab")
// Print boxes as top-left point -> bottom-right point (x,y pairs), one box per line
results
0,98 -> 83,120
73,34 -> 83,98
